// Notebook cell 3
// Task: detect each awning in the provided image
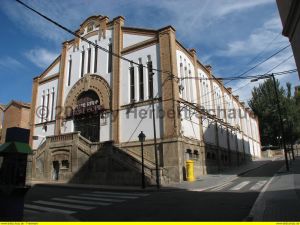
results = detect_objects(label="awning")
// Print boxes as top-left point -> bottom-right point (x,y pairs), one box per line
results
0,142 -> 32,155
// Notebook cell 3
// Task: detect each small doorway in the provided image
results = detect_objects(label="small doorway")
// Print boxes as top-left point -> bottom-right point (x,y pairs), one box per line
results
52,160 -> 59,180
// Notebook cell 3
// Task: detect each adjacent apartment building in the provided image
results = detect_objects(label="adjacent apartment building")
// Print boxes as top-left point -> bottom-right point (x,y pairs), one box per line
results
29,15 -> 261,185
276,0 -> 300,79
0,101 -> 31,144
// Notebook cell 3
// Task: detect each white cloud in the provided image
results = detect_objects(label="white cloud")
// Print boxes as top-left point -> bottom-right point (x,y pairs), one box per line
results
0,56 -> 23,71
218,16 -> 284,57
25,48 -> 58,68
216,0 -> 274,17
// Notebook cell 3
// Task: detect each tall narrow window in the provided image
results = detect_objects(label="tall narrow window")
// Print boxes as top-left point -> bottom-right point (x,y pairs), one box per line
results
108,43 -> 112,73
81,50 -> 85,77
46,90 -> 50,121
87,48 -> 91,73
51,88 -> 55,120
41,93 -> 45,123
147,58 -> 153,99
67,58 -> 72,86
94,47 -> 98,73
130,65 -> 135,102
138,58 -> 144,101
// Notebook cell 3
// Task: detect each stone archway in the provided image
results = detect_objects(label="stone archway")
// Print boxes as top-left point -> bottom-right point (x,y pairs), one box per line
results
64,74 -> 111,117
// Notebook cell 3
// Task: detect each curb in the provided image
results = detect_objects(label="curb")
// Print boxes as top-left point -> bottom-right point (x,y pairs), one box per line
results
28,182 -> 181,193
28,160 -> 273,193
190,160 -> 272,192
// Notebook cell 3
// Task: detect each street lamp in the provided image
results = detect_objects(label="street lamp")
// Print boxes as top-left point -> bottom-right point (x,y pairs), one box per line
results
138,131 -> 146,189
251,74 -> 289,171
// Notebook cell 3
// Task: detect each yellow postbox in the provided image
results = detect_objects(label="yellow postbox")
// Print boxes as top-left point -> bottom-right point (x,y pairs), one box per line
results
186,160 -> 195,182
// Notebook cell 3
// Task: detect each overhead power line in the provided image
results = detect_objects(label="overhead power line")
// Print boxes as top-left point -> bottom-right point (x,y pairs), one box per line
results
15,0 -> 171,76
198,44 -> 292,103
199,68 -> 297,108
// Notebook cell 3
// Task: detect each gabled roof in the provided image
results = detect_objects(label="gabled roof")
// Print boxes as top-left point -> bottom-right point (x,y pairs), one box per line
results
0,104 -> 6,111
4,100 -> 31,112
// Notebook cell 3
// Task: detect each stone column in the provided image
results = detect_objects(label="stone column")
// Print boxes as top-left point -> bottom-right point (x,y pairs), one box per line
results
29,77 -> 39,148
190,49 -> 206,175
158,26 -> 182,181
111,16 -> 124,144
55,42 -> 68,135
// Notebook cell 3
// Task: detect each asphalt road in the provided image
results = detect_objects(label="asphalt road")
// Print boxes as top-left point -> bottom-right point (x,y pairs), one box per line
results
24,159 -> 285,221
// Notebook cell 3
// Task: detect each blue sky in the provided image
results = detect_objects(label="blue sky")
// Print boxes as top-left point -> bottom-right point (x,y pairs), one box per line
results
0,0 -> 299,105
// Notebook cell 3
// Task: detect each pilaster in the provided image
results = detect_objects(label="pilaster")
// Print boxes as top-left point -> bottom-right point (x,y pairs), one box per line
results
55,42 -> 68,135
111,16 -> 124,144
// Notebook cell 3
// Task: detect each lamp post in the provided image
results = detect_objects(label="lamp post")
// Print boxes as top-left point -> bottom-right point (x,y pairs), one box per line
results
251,74 -> 289,171
138,131 -> 146,189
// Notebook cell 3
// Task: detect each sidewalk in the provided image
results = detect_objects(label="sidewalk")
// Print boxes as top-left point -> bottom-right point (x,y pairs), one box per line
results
169,157 -> 274,191
248,156 -> 300,221
28,158 -> 273,192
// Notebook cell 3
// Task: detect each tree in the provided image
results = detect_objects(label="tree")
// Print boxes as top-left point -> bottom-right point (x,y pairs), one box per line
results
248,78 -> 300,147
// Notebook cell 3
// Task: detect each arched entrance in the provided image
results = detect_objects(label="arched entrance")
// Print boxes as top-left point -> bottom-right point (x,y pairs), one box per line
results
74,90 -> 100,142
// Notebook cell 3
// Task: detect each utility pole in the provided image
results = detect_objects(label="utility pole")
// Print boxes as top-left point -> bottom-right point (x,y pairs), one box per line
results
251,74 -> 289,171
150,71 -> 160,190
271,74 -> 289,171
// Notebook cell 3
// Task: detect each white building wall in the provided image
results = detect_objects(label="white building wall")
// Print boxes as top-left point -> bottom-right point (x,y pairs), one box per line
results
123,33 -> 154,49
43,61 -> 60,78
198,69 -> 212,110
180,106 -> 201,140
176,50 -> 197,104
229,131 -> 237,150
120,44 -> 160,105
35,79 -> 59,124
119,103 -> 162,142
32,122 -> 56,149
203,118 -> 216,145
63,29 -> 113,104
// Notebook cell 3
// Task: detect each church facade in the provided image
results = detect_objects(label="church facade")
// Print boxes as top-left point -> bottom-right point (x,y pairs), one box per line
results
29,15 -> 261,185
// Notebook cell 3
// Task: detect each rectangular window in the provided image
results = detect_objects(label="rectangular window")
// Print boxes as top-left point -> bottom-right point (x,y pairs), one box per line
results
87,48 -> 91,73
108,43 -> 112,73
130,66 -> 135,102
139,62 -> 144,101
94,47 -> 98,73
68,59 -> 72,86
147,61 -> 153,99
81,51 -> 85,77
51,91 -> 55,120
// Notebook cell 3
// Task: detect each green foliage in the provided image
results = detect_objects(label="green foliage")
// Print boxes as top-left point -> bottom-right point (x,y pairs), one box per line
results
249,78 -> 300,146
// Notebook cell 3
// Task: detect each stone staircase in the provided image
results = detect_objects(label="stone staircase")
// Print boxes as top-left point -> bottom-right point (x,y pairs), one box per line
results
31,132 -> 170,185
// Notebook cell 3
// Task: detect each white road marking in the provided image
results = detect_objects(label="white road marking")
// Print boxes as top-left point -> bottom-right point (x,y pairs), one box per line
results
52,197 -> 111,206
210,182 -> 233,191
230,181 -> 251,191
68,195 -> 125,202
25,204 -> 76,214
249,180 -> 268,191
33,200 -> 94,210
81,193 -> 138,199
92,191 -> 149,197
24,209 -> 41,214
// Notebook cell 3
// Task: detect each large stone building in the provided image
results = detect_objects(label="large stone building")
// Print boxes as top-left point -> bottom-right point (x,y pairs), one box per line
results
29,15 -> 261,185
0,101 -> 31,144
276,0 -> 300,79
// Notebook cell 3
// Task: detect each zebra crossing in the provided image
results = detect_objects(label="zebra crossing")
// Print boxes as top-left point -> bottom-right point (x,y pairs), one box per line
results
207,179 -> 268,192
24,191 -> 149,215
